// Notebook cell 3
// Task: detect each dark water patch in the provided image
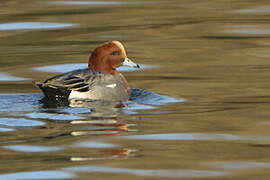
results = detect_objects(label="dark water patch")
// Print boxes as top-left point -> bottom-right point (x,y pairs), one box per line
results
64,165 -> 229,178
3,145 -> 62,152
33,63 -> 156,73
0,72 -> 28,81
0,22 -> 75,31
253,65 -> 270,70
221,101 -> 270,105
0,170 -> 75,180
218,95 -> 270,105
250,144 -> 270,148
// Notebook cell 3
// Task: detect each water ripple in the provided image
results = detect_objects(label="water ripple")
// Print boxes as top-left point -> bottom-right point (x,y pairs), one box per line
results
211,161 -> 270,170
3,145 -> 62,152
0,170 -> 75,180
0,127 -> 15,132
64,165 -> 229,178
0,118 -> 44,127
236,6 -> 270,13
225,25 -> 270,35
123,133 -> 270,141
48,1 -> 142,5
0,72 -> 28,81
25,112 -> 84,121
74,140 -> 119,148
0,22 -> 75,31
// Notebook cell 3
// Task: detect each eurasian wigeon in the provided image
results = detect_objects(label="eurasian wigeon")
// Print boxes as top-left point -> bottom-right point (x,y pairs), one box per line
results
36,41 -> 140,101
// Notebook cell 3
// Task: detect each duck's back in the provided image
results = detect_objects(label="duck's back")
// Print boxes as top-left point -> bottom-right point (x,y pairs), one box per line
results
36,68 -> 129,101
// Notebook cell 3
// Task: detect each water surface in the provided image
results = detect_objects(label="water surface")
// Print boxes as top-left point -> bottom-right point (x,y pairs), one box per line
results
1,0 -> 270,179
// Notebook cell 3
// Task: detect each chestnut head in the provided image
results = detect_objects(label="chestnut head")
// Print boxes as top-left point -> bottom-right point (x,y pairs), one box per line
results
89,41 -> 139,74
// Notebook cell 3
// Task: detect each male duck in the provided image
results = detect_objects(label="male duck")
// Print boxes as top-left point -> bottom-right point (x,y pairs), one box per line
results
37,41 -> 140,101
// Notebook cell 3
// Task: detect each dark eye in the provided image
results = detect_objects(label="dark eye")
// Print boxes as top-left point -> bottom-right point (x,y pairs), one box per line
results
111,51 -> 120,55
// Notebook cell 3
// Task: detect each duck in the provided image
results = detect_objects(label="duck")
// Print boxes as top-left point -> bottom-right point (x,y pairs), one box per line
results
36,41 -> 140,102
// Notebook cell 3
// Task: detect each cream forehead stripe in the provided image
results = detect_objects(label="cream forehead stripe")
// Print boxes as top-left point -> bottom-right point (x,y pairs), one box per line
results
112,41 -> 126,53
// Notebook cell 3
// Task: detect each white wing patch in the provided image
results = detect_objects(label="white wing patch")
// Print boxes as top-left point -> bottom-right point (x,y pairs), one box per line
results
106,83 -> 117,88
69,90 -> 88,100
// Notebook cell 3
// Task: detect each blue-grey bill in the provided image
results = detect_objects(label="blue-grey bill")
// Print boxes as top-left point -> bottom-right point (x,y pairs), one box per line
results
123,58 -> 140,68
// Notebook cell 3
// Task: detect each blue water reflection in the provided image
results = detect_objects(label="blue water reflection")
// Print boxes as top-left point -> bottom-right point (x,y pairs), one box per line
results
0,22 -> 75,31
3,145 -> 62,152
0,170 -> 75,180
123,133 -> 270,141
130,88 -> 184,106
0,118 -> 44,127
74,141 -> 119,148
58,107 -> 90,114
0,127 -> 15,132
0,93 -> 42,113
25,112 -> 84,121
236,6 -> 270,13
0,86 -> 182,120
65,165 -> 229,178
226,25 -> 270,35
0,72 -> 28,81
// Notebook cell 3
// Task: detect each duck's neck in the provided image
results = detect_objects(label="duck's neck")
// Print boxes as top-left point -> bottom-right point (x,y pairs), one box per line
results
108,68 -> 120,75
90,65 -> 119,75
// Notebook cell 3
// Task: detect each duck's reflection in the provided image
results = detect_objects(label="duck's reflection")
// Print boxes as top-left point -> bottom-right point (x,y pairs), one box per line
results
70,123 -> 134,136
70,148 -> 137,162
40,97 -> 137,161
69,100 -> 137,160
68,98 -> 136,135
40,96 -> 136,136
69,98 -> 124,117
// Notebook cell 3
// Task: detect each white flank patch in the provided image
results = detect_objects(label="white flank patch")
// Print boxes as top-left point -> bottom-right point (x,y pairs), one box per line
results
106,83 -> 117,88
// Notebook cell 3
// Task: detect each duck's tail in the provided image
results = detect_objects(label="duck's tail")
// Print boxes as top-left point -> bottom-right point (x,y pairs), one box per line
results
34,81 -> 70,101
